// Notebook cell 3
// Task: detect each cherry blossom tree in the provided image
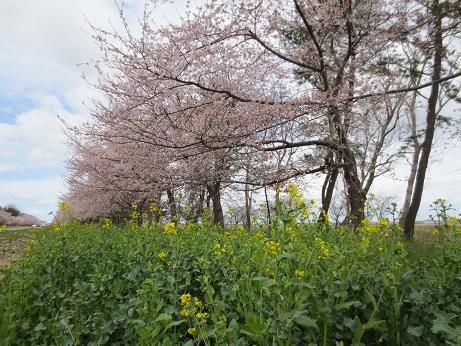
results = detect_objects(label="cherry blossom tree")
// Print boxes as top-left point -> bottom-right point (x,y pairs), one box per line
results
63,0 -> 461,230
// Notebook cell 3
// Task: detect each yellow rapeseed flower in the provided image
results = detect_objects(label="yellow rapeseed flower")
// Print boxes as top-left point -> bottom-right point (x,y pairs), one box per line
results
164,222 -> 177,236
180,293 -> 192,306
360,236 -> 370,248
158,251 -> 166,260
180,309 -> 190,317
149,203 -> 157,213
265,240 -> 281,255
377,218 -> 389,227
187,327 -> 196,335
315,237 -> 332,258
196,312 -> 208,322
294,269 -> 305,279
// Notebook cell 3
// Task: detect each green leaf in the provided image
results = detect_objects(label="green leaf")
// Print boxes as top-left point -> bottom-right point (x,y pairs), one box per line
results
352,319 -> 385,344
407,326 -> 424,337
431,312 -> 456,335
251,277 -> 276,287
165,319 -> 187,331
155,313 -> 172,323
34,322 -> 46,331
336,301 -> 360,310
294,315 -> 319,331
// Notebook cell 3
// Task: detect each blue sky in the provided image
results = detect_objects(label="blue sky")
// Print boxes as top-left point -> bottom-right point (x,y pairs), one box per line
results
0,0 -> 190,222
0,0 -> 459,223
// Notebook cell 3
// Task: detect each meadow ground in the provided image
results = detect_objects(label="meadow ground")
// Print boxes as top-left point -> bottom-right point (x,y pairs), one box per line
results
0,228 -> 39,269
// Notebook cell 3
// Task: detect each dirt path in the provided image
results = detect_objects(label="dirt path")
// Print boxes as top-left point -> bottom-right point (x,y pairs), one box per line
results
0,233 -> 34,269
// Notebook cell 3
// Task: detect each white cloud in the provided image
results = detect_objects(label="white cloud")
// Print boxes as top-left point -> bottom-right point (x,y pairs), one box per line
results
0,176 -> 64,222
0,0 -> 194,221
0,94 -> 86,167
0,177 -> 63,206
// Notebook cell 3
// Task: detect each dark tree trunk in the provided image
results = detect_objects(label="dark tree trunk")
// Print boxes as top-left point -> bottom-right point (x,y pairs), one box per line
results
399,145 -> 421,227
342,148 -> 366,227
166,188 -> 177,223
330,102 -> 365,227
152,191 -> 162,222
196,189 -> 205,220
275,188 -> 281,215
206,191 -> 211,209
207,182 -> 224,226
264,186 -> 271,224
404,1 -> 442,239
318,166 -> 338,222
244,183 -> 251,231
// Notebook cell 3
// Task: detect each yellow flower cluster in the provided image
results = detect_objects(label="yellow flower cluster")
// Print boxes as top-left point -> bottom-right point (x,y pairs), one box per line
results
164,222 -> 177,236
377,218 -> 390,227
149,203 -> 157,213
214,243 -> 227,255
320,209 -> 330,223
187,327 -> 196,335
286,183 -> 305,207
255,230 -> 265,238
130,203 -> 140,220
158,251 -> 166,260
315,237 -> 332,259
265,268 -> 275,277
358,219 -> 375,233
131,211 -> 140,220
265,240 -> 281,255
180,293 -> 192,306
24,239 -> 37,253
179,293 -> 207,328
360,236 -> 370,248
294,269 -> 305,279
195,312 -> 208,322
101,218 -> 112,230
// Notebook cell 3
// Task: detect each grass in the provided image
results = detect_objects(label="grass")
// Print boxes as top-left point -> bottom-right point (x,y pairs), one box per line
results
0,220 -> 460,345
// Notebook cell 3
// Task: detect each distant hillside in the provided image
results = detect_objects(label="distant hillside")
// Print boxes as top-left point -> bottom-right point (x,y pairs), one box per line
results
0,209 -> 45,226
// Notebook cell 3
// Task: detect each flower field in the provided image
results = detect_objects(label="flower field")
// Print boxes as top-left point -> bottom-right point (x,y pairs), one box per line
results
0,221 -> 460,345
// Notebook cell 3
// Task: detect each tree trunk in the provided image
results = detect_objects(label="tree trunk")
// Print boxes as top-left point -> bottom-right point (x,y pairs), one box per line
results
318,166 -> 338,221
404,1 -> 442,239
342,148 -> 366,227
264,186 -> 271,224
206,191 -> 211,209
400,71 -> 423,227
152,191 -> 162,222
196,189 -> 205,221
330,102 -> 365,227
399,145 -> 421,226
244,171 -> 251,230
166,188 -> 177,223
207,182 -> 224,226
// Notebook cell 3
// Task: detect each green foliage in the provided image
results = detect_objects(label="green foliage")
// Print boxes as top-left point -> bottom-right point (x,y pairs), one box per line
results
0,220 -> 460,345
2,205 -> 20,217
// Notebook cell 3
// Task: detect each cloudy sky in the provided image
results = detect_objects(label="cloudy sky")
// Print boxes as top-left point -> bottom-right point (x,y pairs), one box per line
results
0,0 -> 191,221
0,0 -> 459,222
